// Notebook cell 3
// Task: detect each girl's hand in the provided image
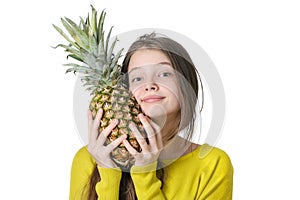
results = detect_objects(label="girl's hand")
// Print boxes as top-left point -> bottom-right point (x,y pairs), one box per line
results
87,109 -> 127,168
122,114 -> 163,167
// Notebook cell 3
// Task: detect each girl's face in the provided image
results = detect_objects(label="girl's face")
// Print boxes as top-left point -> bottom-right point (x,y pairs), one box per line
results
127,49 -> 180,119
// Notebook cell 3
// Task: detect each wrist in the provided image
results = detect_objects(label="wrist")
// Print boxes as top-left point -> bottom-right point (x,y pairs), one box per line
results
97,165 -> 122,179
131,161 -> 158,174
96,159 -> 118,169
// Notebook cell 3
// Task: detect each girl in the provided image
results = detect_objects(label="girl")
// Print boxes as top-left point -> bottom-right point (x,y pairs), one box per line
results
70,33 -> 233,200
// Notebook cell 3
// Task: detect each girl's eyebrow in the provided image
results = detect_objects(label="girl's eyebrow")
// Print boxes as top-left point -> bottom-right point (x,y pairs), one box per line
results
158,61 -> 172,66
128,67 -> 140,73
128,62 -> 172,73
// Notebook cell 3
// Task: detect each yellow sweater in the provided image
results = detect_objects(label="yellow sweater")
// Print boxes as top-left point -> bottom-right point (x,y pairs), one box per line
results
70,144 -> 233,200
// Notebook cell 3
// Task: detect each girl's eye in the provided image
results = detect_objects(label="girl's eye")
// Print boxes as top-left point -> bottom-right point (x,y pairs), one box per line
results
131,77 -> 143,83
158,72 -> 172,78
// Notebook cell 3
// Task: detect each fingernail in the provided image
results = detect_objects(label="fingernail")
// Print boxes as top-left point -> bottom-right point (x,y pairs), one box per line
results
113,119 -> 119,124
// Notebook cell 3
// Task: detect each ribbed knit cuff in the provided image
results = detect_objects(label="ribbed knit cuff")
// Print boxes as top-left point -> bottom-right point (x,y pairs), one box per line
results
95,166 -> 122,199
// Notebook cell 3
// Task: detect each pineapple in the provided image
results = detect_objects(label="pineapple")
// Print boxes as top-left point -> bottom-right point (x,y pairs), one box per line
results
53,5 -> 145,169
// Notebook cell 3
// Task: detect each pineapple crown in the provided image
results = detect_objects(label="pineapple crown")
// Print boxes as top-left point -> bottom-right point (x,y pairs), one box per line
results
53,5 -> 124,94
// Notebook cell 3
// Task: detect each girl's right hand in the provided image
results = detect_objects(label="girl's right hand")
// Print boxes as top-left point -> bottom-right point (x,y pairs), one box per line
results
87,108 -> 127,168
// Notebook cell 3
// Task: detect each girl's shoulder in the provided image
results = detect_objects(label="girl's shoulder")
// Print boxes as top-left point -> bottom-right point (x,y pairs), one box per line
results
198,144 -> 231,161
193,144 -> 233,171
72,145 -> 95,166
164,144 -> 233,180
178,143 -> 231,162
172,144 -> 233,171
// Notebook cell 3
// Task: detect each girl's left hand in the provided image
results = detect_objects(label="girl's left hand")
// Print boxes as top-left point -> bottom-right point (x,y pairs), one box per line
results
122,114 -> 163,167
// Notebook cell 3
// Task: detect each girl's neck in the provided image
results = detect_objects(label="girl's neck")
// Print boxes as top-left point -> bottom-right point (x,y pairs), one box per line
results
153,112 -> 199,161
157,112 -> 181,145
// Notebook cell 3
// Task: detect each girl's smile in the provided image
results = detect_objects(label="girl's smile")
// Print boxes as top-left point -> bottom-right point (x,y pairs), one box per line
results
142,95 -> 166,103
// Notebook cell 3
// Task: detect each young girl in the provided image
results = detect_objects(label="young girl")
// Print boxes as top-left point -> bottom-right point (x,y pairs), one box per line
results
70,33 -> 233,200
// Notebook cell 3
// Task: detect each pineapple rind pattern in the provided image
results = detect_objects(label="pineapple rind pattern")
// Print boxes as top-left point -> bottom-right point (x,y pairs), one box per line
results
53,5 -> 145,169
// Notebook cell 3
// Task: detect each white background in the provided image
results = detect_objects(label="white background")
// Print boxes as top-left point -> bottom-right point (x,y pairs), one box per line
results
1,0 -> 299,199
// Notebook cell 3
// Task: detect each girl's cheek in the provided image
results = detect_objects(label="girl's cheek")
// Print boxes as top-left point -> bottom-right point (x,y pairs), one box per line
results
132,90 -> 142,104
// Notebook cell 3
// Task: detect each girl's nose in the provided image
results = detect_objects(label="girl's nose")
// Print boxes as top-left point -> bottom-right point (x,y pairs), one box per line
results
145,83 -> 158,91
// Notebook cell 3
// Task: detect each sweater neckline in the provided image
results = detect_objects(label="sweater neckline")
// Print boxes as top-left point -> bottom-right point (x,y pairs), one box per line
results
160,144 -> 204,167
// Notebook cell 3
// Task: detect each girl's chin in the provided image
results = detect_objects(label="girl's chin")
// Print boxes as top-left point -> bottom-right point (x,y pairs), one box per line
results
142,105 -> 167,127
142,104 -> 179,118
143,104 -> 167,117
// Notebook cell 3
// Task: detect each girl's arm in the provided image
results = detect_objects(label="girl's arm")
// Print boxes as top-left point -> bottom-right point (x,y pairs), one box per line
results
130,161 -> 166,200
69,147 -> 123,200
70,108 -> 127,199
95,166 -> 122,199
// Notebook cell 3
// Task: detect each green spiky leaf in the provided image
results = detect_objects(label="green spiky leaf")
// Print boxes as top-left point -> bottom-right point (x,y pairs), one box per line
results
53,5 -> 123,91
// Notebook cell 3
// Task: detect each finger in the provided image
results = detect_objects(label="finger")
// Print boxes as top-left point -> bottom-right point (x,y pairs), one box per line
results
122,139 -> 138,156
156,131 -> 163,150
149,120 -> 161,134
93,108 -> 103,131
138,114 -> 158,150
149,120 -> 163,150
88,110 -> 98,143
105,134 -> 127,152
87,110 -> 93,128
138,114 -> 155,138
129,122 -> 149,152
97,119 -> 119,145
88,110 -> 92,138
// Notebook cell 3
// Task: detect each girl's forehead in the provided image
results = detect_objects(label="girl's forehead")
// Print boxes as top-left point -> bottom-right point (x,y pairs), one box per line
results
128,49 -> 172,71
128,63 -> 174,75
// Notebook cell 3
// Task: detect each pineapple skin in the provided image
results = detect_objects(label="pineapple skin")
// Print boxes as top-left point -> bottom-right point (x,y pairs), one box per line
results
53,6 -> 147,169
89,85 -> 146,169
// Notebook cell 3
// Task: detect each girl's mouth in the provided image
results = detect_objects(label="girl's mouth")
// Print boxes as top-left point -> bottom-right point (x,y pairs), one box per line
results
142,95 -> 165,103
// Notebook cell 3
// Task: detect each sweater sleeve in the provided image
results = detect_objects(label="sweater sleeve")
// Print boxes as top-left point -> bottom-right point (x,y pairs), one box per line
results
69,147 -> 95,199
69,146 -> 122,200
95,166 -> 122,200
130,162 -> 166,200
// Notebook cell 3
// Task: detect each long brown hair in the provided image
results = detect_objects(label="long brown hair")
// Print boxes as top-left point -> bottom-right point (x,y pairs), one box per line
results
86,32 -> 203,199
